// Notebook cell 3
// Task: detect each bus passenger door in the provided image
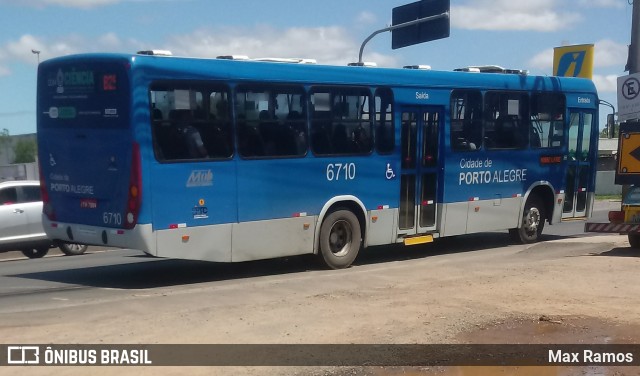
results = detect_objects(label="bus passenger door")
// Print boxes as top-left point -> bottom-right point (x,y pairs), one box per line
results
398,107 -> 441,238
563,110 -> 594,219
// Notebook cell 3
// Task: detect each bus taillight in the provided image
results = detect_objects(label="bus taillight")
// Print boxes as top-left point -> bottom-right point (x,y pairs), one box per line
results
124,142 -> 142,229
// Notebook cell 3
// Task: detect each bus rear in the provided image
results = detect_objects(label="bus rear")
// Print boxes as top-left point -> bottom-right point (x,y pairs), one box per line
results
37,55 -> 149,251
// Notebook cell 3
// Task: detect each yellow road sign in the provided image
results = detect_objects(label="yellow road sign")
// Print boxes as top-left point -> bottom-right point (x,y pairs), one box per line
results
618,132 -> 640,174
553,44 -> 594,79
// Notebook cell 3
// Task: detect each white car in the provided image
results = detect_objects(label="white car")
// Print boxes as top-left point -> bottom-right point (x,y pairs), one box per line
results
0,180 -> 87,259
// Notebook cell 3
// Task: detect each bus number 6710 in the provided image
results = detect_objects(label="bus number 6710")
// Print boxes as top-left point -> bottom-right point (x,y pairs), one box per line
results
326,163 -> 356,181
103,212 -> 122,225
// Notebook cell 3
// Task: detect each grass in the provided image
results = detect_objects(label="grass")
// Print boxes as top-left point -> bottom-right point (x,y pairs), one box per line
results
595,194 -> 621,201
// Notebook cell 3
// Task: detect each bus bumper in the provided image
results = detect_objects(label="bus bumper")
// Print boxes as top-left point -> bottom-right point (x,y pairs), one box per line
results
42,217 -> 155,254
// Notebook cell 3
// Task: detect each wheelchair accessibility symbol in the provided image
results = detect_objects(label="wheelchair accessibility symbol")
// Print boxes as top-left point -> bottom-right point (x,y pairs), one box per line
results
385,164 -> 396,180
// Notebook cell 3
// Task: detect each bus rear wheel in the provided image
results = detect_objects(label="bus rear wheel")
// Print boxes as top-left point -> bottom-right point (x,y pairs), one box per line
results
21,247 -> 49,259
57,242 -> 88,256
510,196 -> 545,244
318,209 -> 362,269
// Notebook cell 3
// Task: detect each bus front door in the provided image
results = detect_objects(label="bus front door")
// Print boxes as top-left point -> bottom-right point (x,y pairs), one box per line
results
562,110 -> 595,219
397,107 -> 442,238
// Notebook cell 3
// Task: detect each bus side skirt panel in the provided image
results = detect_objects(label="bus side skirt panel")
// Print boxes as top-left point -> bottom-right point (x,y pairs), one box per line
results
440,202 -> 468,237
231,216 -> 316,262
367,208 -> 397,247
156,224 -> 232,262
465,196 -> 521,233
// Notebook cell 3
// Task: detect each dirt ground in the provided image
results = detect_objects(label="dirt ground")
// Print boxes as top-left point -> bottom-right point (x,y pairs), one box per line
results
1,232 -> 639,376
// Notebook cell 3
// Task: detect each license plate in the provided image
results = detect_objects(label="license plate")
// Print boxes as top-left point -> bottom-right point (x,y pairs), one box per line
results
80,198 -> 97,209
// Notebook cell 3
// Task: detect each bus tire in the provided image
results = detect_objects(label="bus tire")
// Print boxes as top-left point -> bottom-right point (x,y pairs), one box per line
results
628,233 -> 640,249
21,247 -> 49,259
318,209 -> 362,269
58,242 -> 88,256
510,196 -> 545,244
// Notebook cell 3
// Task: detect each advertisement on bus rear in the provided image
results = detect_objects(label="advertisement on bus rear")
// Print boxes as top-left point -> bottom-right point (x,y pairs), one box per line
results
38,60 -> 130,129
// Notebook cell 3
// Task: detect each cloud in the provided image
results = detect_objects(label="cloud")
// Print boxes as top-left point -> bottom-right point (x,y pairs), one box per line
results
1,0 -> 190,8
452,0 -> 581,31
6,0 -> 121,8
0,26 -> 396,72
165,26 -> 396,66
594,39 -> 628,67
528,39 -> 627,71
0,32 -> 147,65
577,0 -> 625,8
528,48 -> 555,71
356,11 -> 377,25
2,34 -> 82,64
592,74 -> 618,92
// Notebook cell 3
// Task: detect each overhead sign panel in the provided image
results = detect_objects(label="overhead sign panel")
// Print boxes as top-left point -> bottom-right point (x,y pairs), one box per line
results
392,0 -> 450,50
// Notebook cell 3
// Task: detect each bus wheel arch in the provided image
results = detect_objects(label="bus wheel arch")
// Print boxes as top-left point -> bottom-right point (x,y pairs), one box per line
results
315,198 -> 366,269
511,185 -> 553,244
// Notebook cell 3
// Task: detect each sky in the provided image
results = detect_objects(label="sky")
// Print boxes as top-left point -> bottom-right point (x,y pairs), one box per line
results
0,0 -> 631,135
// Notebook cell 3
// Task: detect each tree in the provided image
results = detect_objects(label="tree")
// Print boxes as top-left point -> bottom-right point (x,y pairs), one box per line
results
600,124 -> 618,139
13,138 -> 37,163
0,128 -> 10,162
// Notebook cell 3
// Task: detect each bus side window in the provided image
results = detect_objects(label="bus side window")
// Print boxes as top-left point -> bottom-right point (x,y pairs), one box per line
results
236,85 -> 307,158
200,94 -> 233,159
375,88 -> 394,154
311,108 -> 332,154
151,108 -> 169,160
150,86 -> 234,162
450,90 -> 482,151
167,109 -> 208,159
531,93 -> 565,148
485,92 -> 528,150
310,87 -> 372,156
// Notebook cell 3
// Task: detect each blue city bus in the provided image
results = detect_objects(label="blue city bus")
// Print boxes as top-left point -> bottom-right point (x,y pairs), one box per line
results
37,52 -> 599,269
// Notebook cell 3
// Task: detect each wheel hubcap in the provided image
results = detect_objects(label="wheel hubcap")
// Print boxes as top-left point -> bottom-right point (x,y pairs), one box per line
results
328,220 -> 352,257
524,207 -> 541,233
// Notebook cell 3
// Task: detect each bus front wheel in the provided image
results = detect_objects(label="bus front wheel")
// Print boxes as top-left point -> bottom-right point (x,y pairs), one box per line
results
318,209 -> 362,269
510,196 -> 545,244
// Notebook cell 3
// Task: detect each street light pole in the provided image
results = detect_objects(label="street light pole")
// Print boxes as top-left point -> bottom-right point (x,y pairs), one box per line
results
31,49 -> 40,64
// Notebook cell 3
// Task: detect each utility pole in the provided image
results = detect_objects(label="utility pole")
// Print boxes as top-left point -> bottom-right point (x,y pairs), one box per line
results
628,1 -> 640,74
620,1 -> 640,197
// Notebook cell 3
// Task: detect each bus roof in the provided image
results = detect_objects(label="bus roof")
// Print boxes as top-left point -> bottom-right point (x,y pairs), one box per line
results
40,52 -> 598,95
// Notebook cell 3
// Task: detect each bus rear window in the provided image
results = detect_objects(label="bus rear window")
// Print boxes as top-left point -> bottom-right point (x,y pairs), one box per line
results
38,61 -> 130,129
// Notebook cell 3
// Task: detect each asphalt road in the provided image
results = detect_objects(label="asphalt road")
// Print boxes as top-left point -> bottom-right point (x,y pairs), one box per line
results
0,199 -> 637,376
0,199 -> 623,312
